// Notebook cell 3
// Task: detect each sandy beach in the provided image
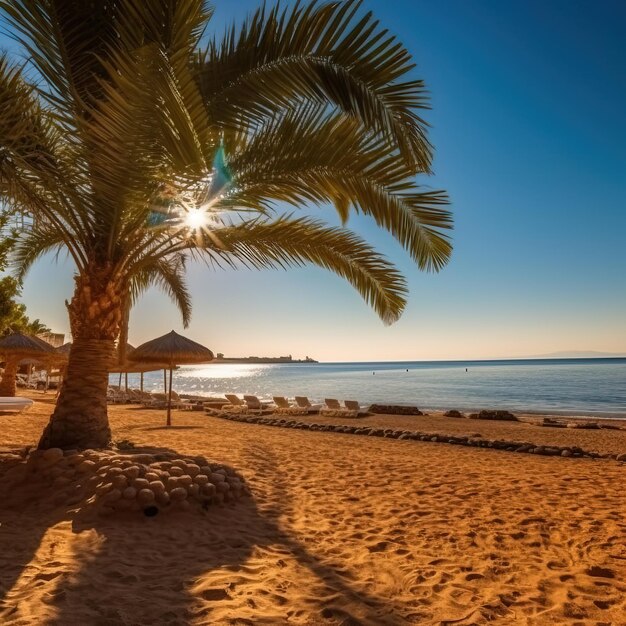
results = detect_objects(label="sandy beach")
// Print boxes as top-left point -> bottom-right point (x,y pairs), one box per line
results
1,393 -> 625,625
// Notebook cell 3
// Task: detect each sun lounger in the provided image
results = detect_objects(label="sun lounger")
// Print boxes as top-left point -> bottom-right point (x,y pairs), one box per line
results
140,392 -> 158,406
324,398 -> 342,410
272,396 -> 302,415
142,392 -> 167,408
170,391 -> 194,410
222,394 -> 248,413
243,395 -> 266,414
142,391 -> 193,410
320,398 -> 359,418
344,400 -> 367,416
126,389 -> 144,403
107,387 -> 127,404
0,397 -> 33,413
294,396 -> 322,413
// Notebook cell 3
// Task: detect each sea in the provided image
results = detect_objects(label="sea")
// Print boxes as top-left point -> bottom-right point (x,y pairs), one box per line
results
111,357 -> 626,418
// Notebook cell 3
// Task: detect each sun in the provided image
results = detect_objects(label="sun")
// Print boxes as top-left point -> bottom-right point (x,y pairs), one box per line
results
184,208 -> 208,230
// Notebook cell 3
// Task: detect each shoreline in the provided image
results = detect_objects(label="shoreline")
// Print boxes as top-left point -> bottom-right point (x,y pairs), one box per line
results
184,393 -> 626,421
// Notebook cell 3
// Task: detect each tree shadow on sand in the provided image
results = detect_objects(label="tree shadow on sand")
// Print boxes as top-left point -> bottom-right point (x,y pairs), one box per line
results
1,444 -> 406,625
0,452 -> 69,616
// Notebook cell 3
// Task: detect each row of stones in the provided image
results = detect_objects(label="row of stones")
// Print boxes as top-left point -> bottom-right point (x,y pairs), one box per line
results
7,447 -> 249,516
212,413 -> 626,462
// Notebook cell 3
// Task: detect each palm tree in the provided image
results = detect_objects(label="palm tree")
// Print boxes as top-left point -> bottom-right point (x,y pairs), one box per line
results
0,0 -> 452,450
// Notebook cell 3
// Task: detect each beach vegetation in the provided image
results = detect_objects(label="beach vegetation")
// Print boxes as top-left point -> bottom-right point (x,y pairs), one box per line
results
0,209 -> 49,336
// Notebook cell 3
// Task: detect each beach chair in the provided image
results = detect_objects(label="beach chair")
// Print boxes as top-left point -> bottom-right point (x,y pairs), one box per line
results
344,400 -> 367,416
243,395 -> 266,414
0,397 -> 33,413
223,394 -> 248,413
272,396 -> 300,415
170,390 -> 194,410
324,398 -> 342,410
294,396 -> 322,413
150,392 -> 167,408
321,398 -> 359,418
107,386 -> 126,404
126,389 -> 144,403
140,391 -> 158,406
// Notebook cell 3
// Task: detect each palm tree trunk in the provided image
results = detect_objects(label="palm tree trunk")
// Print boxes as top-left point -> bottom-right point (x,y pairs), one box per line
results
38,338 -> 114,449
38,264 -> 124,450
0,359 -> 18,397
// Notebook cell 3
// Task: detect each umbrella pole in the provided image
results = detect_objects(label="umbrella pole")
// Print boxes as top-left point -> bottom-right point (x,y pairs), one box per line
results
125,372 -> 128,391
167,366 -> 173,427
163,369 -> 167,393
140,372 -> 144,392
118,372 -> 122,389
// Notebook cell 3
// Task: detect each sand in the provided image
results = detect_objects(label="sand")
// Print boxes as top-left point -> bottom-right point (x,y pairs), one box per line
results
1,392 -> 625,625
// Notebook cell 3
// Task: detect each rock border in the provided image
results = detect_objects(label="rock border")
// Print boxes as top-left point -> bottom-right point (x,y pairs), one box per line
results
210,412 -> 626,463
0,446 -> 250,517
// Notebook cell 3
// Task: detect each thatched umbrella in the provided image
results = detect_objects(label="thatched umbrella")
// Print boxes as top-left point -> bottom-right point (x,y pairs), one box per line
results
0,333 -> 57,396
129,330 -> 213,425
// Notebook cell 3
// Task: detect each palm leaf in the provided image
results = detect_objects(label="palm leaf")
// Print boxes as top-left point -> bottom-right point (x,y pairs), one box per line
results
184,215 -> 408,325
194,0 -> 431,170
130,254 -> 193,328
225,103 -> 452,270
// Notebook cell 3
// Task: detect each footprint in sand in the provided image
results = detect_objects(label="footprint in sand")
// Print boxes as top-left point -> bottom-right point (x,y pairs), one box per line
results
367,540 -> 389,553
200,588 -> 230,601
33,571 -> 62,582
585,565 -> 615,579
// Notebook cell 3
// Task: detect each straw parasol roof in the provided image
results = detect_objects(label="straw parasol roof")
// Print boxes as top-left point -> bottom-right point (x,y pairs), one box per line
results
0,333 -> 58,395
129,331 -> 213,426
129,330 -> 214,366
0,332 -> 57,360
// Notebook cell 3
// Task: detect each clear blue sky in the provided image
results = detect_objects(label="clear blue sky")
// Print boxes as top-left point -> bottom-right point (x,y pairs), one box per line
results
10,0 -> 626,360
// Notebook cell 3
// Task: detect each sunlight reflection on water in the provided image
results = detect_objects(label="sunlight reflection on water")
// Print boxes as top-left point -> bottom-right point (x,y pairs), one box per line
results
179,364 -> 268,380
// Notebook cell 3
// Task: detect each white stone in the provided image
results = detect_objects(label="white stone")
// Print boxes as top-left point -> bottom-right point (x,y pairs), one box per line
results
122,486 -> 137,499
133,478 -> 150,490
137,489 -> 155,505
43,448 -> 64,463
111,475 -> 128,490
170,487 -> 188,501
78,460 -> 97,473
177,475 -> 192,488
123,466 -> 140,479
185,464 -> 201,477
102,489 -> 122,503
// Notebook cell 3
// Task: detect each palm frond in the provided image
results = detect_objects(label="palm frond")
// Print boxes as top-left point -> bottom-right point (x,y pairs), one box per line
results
0,54 -> 94,265
194,0 -> 432,170
225,104 -> 452,270
130,253 -> 192,327
187,215 -> 408,325
10,221 -> 66,280
1,0 -> 120,124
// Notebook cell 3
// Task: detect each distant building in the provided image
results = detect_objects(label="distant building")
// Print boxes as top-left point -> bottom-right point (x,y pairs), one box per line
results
38,332 -> 65,348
